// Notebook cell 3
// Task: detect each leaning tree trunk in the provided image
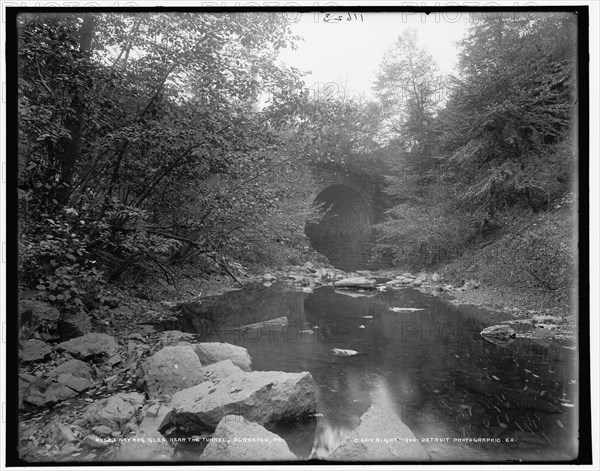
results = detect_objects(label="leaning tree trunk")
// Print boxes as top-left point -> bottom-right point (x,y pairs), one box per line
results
56,14 -> 95,204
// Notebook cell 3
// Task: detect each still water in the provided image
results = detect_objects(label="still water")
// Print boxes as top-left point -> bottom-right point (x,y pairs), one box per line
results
161,283 -> 579,462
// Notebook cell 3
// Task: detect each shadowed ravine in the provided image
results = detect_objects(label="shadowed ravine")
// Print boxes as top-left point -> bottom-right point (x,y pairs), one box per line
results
162,283 -> 578,461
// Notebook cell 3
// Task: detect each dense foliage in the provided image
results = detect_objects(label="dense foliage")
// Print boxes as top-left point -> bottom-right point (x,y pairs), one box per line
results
17,12 -> 329,307
373,13 -> 576,296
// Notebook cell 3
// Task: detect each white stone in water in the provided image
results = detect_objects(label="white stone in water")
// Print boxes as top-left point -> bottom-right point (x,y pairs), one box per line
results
333,277 -> 376,289
330,348 -> 358,356
389,307 -> 426,312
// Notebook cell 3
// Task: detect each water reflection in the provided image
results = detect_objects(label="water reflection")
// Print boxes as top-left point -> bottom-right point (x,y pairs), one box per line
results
163,284 -> 578,462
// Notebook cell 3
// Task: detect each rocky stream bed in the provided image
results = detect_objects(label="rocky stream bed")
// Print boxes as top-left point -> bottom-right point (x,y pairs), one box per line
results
15,264 -> 576,462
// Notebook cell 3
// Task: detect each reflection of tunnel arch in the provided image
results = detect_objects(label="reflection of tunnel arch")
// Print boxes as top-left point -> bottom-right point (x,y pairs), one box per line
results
305,184 -> 372,271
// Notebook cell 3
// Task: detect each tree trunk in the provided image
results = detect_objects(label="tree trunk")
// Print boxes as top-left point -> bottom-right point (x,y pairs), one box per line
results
56,14 -> 95,203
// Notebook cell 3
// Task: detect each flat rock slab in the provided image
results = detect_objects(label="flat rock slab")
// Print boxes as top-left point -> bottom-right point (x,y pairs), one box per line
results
84,392 -> 145,430
333,278 -> 376,289
480,325 -> 516,340
58,333 -> 119,359
170,371 -> 317,432
201,415 -> 297,461
111,430 -> 174,461
328,405 -> 431,461
47,359 -> 94,380
235,317 -> 288,331
142,345 -> 204,398
20,339 -> 52,362
193,343 -> 252,372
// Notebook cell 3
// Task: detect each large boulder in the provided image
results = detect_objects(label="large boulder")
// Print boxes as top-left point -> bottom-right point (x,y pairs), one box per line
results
57,333 -> 119,360
111,430 -> 174,461
480,325 -> 516,341
200,415 -> 297,461
333,277 -> 376,289
328,405 -> 430,461
84,392 -> 145,431
18,300 -> 60,334
170,371 -> 317,432
58,311 -> 92,340
19,339 -> 52,362
192,343 -> 252,372
141,345 -> 204,398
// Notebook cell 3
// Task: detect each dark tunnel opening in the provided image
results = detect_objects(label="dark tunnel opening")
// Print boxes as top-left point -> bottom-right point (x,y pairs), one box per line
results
305,185 -> 372,271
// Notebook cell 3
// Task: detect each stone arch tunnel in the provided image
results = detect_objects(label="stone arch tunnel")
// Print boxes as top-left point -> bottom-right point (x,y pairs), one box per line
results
304,164 -> 390,271
305,184 -> 372,271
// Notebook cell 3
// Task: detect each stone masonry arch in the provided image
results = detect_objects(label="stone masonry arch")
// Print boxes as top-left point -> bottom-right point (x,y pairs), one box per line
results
304,165 -> 389,271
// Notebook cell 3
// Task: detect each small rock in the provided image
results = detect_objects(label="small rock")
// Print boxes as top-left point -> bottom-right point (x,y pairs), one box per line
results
56,373 -> 94,393
58,333 -> 119,360
57,424 -> 78,443
48,359 -> 94,381
84,434 -> 111,449
127,333 -> 146,342
532,315 -> 562,324
107,354 -> 122,367
159,330 -> 196,345
480,325 -> 516,341
262,274 -> 276,282
462,280 -> 480,291
93,425 -> 114,437
192,343 -> 252,372
102,297 -> 120,309
58,311 -> 92,340
330,348 -> 358,357
415,273 -> 428,283
431,273 -> 440,282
